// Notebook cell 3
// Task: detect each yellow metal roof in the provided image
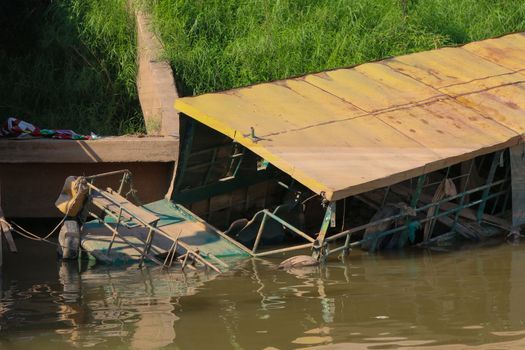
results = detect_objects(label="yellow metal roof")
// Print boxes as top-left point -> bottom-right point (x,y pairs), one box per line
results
175,32 -> 525,201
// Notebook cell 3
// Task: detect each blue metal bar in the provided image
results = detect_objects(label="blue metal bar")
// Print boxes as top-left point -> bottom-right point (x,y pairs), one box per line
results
326,189 -> 507,244
477,151 -> 502,222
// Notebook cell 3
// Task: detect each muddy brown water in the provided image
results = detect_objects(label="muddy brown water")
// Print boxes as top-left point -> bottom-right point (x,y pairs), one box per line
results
1,229 -> 525,349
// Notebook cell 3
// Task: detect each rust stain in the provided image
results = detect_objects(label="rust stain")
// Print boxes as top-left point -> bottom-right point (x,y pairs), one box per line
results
314,71 -> 333,81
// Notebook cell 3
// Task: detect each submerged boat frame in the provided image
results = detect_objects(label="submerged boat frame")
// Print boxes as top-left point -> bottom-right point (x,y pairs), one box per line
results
79,32 -> 525,268
168,119 -> 516,263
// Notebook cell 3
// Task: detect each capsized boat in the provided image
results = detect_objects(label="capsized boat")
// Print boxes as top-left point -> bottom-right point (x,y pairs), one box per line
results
80,32 -> 525,270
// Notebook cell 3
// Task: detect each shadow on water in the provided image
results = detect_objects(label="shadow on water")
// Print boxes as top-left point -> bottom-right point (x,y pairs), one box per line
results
1,234 -> 525,349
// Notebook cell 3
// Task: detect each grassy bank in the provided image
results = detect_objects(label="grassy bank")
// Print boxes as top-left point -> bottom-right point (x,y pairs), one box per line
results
0,1 -> 144,135
150,0 -> 525,96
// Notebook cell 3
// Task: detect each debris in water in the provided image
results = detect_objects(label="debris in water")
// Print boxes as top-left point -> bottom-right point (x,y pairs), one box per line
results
278,255 -> 319,270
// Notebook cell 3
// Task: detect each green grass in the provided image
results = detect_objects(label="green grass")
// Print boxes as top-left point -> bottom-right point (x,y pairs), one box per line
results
0,1 -> 144,136
149,0 -> 525,96
2,1 -> 524,134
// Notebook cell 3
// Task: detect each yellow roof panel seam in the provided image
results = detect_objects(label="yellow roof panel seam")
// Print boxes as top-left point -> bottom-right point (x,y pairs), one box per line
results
300,78 -> 368,113
374,116 -> 441,156
437,70 -> 516,89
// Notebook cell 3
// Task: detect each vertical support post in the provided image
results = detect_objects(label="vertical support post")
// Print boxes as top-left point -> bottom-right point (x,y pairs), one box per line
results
203,148 -> 218,185
411,175 -> 426,208
381,187 -> 391,207
313,202 -> 335,261
117,172 -> 128,195
342,233 -> 351,257
173,119 -> 196,195
477,151 -> 501,222
139,227 -> 154,268
491,163 -> 510,215
231,150 -> 244,178
163,230 -> 182,269
163,241 -> 177,268
452,192 -> 466,232
107,208 -> 123,255
400,174 -> 426,248
252,212 -> 268,253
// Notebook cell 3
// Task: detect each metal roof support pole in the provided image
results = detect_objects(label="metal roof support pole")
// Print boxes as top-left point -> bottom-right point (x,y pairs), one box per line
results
451,192 -> 467,232
398,174 -> 426,248
138,227 -> 154,268
313,202 -> 335,261
106,207 -> 123,255
117,172 -> 128,195
251,212 -> 268,254
477,151 -> 501,223
411,175 -> 426,208
203,148 -> 218,185
491,161 -> 510,215
173,119 -> 195,194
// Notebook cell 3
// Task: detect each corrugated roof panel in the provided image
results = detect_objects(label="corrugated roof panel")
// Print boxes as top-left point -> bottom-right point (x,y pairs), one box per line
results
260,116 -> 442,198
175,32 -> 525,200
304,64 -> 442,112
439,71 -> 525,96
456,83 -> 525,135
377,99 -> 519,158
383,47 -> 511,89
463,33 -> 525,71
175,79 -> 365,139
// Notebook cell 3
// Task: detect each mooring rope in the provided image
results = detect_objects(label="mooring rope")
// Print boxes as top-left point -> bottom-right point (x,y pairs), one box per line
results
10,216 -> 66,242
9,220 -> 92,253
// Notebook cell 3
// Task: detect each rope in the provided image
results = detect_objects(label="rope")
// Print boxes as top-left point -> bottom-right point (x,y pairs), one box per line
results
10,215 -> 66,242
10,226 -> 90,253
4,175 -> 83,249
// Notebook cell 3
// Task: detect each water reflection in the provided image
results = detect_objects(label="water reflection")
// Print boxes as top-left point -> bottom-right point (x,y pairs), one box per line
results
0,240 -> 525,349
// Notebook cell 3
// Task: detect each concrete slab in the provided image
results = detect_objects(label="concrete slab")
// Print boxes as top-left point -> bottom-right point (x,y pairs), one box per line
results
0,136 -> 178,163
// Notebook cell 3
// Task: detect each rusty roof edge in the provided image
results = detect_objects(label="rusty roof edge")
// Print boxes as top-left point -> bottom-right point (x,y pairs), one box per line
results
328,136 -> 522,201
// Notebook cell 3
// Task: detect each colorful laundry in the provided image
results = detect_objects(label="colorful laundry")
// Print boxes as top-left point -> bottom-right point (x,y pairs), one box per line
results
0,117 -> 94,140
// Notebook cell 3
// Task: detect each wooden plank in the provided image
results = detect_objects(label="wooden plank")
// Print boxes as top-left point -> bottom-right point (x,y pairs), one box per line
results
91,189 -> 159,225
